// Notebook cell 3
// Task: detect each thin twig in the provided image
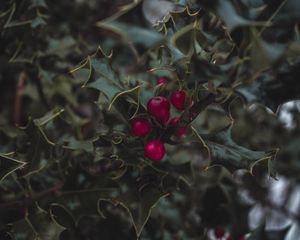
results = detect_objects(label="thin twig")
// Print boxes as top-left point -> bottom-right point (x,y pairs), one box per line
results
28,72 -> 51,110
14,72 -> 26,127
258,0 -> 288,36
0,182 -> 63,209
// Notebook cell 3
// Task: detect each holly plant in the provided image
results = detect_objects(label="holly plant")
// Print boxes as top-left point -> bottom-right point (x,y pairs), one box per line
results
1,0 -> 300,239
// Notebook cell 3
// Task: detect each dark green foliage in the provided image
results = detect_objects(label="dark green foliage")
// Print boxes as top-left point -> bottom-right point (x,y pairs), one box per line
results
0,0 -> 300,239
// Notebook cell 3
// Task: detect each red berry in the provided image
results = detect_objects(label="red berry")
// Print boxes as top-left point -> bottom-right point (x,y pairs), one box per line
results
169,117 -> 188,136
144,139 -> 165,161
238,236 -> 246,240
157,76 -> 168,85
147,96 -> 170,123
131,118 -> 151,137
214,227 -> 225,238
170,90 -> 190,110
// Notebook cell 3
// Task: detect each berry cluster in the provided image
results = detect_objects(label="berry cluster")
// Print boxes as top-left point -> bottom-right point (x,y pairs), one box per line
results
130,77 -> 192,161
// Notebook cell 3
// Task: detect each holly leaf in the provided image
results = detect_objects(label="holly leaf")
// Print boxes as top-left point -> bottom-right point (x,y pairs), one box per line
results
96,20 -> 164,48
50,204 -> 76,230
171,22 -> 198,58
161,128 -> 211,186
45,164 -> 120,222
45,36 -> 77,58
99,166 -> 169,238
31,15 -> 46,28
188,0 -> 250,31
202,126 -> 274,173
87,77 -> 120,102
71,48 -> 121,102
114,189 -> 169,237
155,7 -> 202,62
12,205 -> 65,240
60,136 -> 97,153
156,7 -> 199,34
215,0 -> 250,30
0,154 -> 26,182
247,30 -> 286,72
18,108 -> 64,176
29,0 -> 48,9
71,48 -> 142,117
69,56 -> 93,85
99,0 -> 142,23
192,108 -> 232,135
142,0 -> 178,25
33,108 -> 64,127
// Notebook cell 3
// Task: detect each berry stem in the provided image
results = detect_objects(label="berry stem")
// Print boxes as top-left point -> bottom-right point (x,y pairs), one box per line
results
162,93 -> 216,142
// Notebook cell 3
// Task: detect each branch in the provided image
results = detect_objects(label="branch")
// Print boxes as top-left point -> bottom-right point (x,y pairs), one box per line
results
0,182 -> 63,209
35,75 -> 51,109
14,72 -> 26,127
162,93 -> 217,142
27,71 -> 51,110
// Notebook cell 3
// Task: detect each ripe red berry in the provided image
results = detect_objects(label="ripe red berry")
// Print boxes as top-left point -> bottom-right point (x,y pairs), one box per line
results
170,90 -> 190,110
214,227 -> 225,238
169,117 -> 188,136
131,118 -> 151,137
144,139 -> 165,161
157,76 -> 168,85
147,96 -> 170,123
